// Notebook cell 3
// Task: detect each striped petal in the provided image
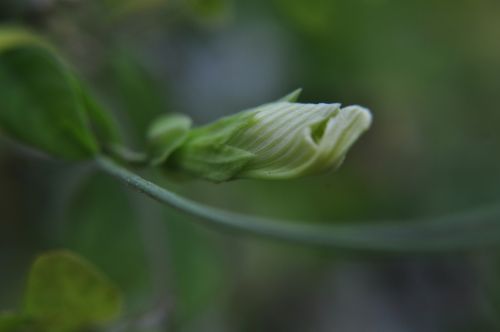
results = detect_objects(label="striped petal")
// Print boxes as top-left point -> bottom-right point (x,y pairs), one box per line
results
230,102 -> 372,179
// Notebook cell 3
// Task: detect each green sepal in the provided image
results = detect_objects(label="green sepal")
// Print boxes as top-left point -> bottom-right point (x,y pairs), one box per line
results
277,88 -> 303,102
147,113 -> 192,166
171,141 -> 255,182
169,112 -> 256,182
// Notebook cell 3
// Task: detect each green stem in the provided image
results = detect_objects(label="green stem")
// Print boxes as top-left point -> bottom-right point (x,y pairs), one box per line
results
97,156 -> 500,253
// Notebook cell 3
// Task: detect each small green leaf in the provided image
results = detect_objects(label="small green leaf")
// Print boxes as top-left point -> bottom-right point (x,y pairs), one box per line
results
24,251 -> 122,332
147,114 -> 192,165
0,27 -> 121,160
166,93 -> 372,182
0,47 -> 96,158
0,28 -> 96,159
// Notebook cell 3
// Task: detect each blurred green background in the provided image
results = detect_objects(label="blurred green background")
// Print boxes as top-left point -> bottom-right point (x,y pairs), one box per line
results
1,0 -> 500,331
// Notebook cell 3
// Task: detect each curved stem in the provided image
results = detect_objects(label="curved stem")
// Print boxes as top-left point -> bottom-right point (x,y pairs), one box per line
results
97,156 -> 500,253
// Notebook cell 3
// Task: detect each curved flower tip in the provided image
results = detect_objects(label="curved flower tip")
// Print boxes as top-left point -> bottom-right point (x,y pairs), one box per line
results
164,93 -> 372,182
230,102 -> 372,179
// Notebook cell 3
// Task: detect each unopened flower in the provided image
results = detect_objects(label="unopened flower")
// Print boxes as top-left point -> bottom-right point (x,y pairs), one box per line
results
148,91 -> 372,182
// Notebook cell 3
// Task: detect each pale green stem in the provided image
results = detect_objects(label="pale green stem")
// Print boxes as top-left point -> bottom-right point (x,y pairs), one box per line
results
97,156 -> 500,253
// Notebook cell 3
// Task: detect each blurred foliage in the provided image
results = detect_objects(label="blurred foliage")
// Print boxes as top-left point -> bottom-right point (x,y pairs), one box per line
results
163,209 -> 228,322
0,313 -> 36,332
1,0 -> 500,331
101,49 -> 170,149
0,32 -> 97,159
25,251 -> 122,332
62,173 -> 152,307
0,251 -> 122,332
0,28 -> 121,160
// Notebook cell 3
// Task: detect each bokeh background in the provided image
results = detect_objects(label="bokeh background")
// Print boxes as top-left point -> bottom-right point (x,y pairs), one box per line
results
2,0 -> 500,331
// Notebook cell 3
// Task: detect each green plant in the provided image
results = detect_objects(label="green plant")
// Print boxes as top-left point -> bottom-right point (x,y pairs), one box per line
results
1,27 -> 498,252
0,251 -> 121,332
2,25 -> 500,332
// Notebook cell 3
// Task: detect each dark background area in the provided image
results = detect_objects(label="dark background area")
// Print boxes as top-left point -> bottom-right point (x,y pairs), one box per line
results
1,0 -> 500,331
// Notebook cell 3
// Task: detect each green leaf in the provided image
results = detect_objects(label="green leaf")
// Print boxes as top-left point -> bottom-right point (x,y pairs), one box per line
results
147,114 -> 192,166
0,46 -> 95,158
0,28 -> 96,159
24,251 -> 122,332
0,27 -> 121,160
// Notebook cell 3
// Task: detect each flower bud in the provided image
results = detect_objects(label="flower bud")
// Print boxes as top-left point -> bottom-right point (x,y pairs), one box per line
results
157,92 -> 372,182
